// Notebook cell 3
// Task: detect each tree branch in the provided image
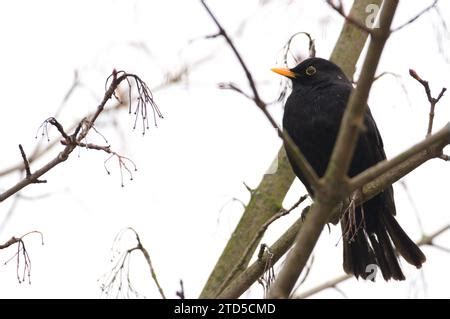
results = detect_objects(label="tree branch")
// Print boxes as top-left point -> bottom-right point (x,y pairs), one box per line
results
100,227 -> 165,299
0,60 -> 196,179
392,0 -> 439,33
409,69 -> 446,136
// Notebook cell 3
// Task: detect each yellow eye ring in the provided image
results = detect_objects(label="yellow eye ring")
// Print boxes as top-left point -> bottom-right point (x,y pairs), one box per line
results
305,66 -> 316,76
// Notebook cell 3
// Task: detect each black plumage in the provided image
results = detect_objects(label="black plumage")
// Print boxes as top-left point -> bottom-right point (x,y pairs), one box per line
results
273,57 -> 426,280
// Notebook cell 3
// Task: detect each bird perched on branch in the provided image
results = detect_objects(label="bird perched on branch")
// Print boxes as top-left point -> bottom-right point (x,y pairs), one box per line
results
272,57 -> 426,280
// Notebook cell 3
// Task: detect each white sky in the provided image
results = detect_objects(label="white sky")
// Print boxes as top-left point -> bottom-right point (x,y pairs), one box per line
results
0,0 -> 449,298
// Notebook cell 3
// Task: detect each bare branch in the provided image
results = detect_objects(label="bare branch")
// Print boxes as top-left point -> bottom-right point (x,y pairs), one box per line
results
176,280 -> 185,299
100,227 -> 166,299
373,71 -> 412,107
326,0 -> 373,34
217,82 -> 253,100
17,145 -> 47,185
199,0 -> 261,105
392,0 -> 439,33
292,254 -> 315,293
18,145 -> 31,178
399,180 -> 425,235
296,274 -> 351,299
1,231 -> 44,284
409,69 -> 447,136
0,71 -> 158,203
0,60 -> 199,179
60,140 -> 137,187
137,233 -> 166,299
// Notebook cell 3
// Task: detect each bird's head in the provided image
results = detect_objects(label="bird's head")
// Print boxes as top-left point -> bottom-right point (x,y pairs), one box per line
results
271,57 -> 349,88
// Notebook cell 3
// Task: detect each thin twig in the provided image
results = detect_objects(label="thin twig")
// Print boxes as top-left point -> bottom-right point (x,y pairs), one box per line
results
100,227 -> 166,299
176,280 -> 185,299
217,82 -> 253,100
292,254 -> 315,295
326,0 -> 373,34
136,234 -> 166,299
409,69 -> 447,136
18,145 -> 31,178
60,140 -> 137,187
1,231 -> 44,284
392,0 -> 439,32
0,60 -> 197,179
18,144 -> 46,184
199,0 -> 261,104
373,71 -> 412,107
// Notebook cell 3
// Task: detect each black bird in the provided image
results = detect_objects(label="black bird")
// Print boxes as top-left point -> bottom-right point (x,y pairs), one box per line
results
272,57 -> 426,280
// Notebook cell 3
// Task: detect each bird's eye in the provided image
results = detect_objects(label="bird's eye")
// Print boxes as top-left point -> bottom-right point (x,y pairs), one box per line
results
305,66 -> 316,76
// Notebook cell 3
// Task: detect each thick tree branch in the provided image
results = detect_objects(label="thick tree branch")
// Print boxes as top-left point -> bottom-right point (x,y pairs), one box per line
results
1,231 -> 44,284
0,61 -> 195,179
326,0 -> 373,34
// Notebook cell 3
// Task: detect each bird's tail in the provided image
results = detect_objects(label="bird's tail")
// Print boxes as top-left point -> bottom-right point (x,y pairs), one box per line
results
341,191 -> 426,281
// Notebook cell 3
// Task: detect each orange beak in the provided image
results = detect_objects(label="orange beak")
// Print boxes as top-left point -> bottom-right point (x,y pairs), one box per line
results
271,67 -> 296,79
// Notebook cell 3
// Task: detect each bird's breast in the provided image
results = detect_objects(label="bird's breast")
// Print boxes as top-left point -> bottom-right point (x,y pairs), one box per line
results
282,85 -> 350,177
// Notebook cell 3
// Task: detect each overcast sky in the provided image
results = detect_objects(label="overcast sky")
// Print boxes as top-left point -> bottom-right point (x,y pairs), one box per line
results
0,0 -> 449,298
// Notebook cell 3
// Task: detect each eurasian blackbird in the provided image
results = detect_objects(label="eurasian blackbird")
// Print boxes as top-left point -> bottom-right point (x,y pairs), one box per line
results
272,57 -> 426,280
